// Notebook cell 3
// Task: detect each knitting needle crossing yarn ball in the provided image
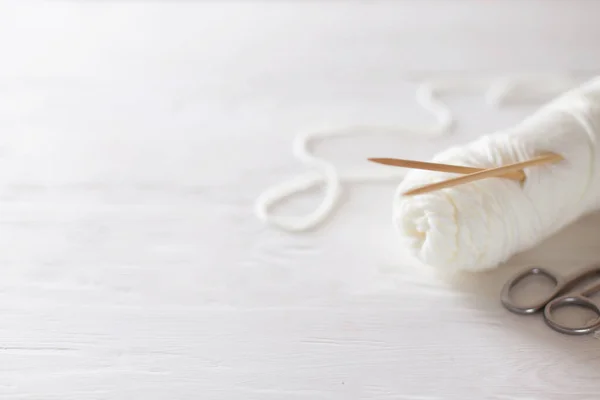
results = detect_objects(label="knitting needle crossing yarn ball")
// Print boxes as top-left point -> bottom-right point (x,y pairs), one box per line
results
393,77 -> 600,272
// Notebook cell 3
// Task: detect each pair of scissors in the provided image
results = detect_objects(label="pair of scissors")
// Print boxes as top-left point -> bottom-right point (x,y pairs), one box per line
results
501,265 -> 600,335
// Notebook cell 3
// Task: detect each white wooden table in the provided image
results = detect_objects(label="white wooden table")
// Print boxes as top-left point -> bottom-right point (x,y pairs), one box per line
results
2,1 -> 600,399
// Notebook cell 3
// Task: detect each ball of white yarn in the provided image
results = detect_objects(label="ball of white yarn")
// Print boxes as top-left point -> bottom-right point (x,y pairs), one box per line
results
393,78 -> 600,272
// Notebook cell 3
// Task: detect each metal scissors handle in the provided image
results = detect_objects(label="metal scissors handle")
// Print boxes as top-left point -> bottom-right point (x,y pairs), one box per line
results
501,265 -> 600,335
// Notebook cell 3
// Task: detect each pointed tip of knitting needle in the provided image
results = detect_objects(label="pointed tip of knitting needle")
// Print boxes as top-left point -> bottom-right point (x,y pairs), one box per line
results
368,157 -> 413,167
367,157 -> 389,164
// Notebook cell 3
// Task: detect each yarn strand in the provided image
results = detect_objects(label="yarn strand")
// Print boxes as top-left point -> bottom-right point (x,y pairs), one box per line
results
254,74 -> 587,233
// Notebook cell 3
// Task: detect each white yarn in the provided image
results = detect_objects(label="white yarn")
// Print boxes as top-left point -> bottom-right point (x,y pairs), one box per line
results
254,80 -> 455,232
254,74 -> 600,271
397,77 -> 600,271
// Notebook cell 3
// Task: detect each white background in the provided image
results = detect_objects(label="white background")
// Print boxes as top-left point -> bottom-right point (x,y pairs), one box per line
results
1,1 -> 600,399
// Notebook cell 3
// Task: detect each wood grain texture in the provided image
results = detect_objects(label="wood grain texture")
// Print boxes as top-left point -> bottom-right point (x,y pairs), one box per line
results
2,1 -> 600,399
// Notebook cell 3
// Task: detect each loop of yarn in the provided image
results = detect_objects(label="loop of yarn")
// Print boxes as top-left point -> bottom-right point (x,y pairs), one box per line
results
253,80 -> 454,232
254,74 -> 599,271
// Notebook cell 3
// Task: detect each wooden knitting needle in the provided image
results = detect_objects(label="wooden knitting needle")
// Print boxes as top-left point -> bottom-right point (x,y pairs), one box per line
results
368,158 -> 526,181
402,152 -> 563,196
